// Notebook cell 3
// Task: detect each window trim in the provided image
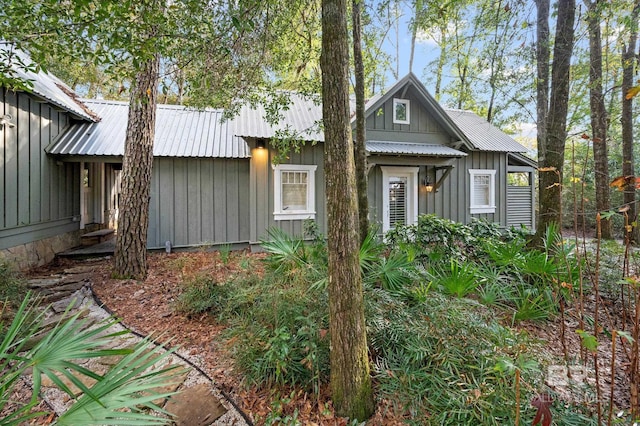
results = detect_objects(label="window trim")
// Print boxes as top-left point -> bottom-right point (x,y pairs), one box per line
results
393,98 -> 410,125
469,169 -> 496,214
273,164 -> 317,221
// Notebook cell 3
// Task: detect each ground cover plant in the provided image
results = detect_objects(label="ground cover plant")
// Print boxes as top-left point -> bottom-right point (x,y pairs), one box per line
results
174,217 -> 598,424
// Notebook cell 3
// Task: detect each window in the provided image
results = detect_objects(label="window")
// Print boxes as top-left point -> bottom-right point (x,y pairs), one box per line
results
469,169 -> 496,214
273,164 -> 317,220
393,98 -> 410,124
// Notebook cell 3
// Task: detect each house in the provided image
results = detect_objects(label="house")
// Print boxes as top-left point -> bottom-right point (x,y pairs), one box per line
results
1,61 -> 536,269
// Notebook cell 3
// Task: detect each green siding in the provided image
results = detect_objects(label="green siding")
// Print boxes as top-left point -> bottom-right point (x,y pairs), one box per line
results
0,90 -> 80,250
148,157 -> 250,248
250,140 -> 326,243
366,89 -> 451,144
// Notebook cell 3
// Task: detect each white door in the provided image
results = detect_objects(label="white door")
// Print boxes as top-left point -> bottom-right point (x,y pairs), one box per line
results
381,167 -> 419,232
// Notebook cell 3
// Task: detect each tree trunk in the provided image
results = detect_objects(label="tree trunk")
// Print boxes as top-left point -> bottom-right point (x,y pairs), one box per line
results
586,0 -> 612,239
408,0 -> 422,74
434,26 -> 447,102
535,0 -> 550,155
352,0 -> 369,244
113,54 -> 160,279
622,1 -> 640,244
536,0 -> 575,240
321,0 -> 374,420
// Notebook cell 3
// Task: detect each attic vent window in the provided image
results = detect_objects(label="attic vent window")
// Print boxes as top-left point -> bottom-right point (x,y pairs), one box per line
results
393,98 -> 410,125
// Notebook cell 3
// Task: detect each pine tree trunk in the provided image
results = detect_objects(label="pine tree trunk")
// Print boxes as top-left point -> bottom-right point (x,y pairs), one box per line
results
113,54 -> 160,279
352,0 -> 369,244
622,1 -> 640,243
536,0 -> 575,240
321,0 -> 374,420
586,0 -> 612,239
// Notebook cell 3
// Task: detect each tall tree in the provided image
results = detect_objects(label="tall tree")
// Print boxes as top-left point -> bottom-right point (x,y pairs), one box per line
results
621,0 -> 640,245
585,0 -> 612,239
321,0 -> 374,419
536,0 -> 576,238
352,0 -> 369,243
113,0 -> 163,278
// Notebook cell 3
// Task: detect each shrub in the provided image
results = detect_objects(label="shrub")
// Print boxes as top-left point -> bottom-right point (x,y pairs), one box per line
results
367,289 -> 542,425
174,275 -> 231,316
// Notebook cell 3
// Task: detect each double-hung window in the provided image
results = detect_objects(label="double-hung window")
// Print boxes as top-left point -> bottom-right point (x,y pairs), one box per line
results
469,169 -> 496,214
273,164 -> 317,220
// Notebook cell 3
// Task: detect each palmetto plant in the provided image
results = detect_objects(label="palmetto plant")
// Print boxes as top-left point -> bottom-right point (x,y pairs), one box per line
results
1,294 -> 184,425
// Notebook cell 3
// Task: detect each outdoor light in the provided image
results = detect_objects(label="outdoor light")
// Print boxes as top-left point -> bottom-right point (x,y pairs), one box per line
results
256,139 -> 266,149
0,114 -> 15,130
423,176 -> 434,193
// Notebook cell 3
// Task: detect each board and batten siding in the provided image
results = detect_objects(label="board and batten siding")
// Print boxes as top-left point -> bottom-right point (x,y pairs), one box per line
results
368,151 -> 510,229
366,89 -> 451,144
147,157 -> 250,248
249,140 -> 326,243
1,89 -> 81,250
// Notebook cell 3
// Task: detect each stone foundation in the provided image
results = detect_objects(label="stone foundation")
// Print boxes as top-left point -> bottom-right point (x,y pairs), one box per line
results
0,231 -> 81,271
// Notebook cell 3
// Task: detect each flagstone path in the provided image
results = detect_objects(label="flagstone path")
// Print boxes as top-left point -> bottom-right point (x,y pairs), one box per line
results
26,266 -> 251,426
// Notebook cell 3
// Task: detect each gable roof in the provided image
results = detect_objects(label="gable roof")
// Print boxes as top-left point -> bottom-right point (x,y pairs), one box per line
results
2,47 -> 98,122
235,73 -> 529,154
361,73 -> 472,150
47,100 -> 249,158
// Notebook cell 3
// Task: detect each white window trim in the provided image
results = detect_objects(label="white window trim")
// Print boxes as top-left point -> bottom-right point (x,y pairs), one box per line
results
393,98 -> 410,125
273,164 -> 317,221
469,169 -> 496,214
381,166 -> 419,232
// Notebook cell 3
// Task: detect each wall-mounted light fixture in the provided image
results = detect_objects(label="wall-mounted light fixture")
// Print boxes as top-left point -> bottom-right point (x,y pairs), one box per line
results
0,114 -> 15,130
256,139 -> 266,149
423,176 -> 434,193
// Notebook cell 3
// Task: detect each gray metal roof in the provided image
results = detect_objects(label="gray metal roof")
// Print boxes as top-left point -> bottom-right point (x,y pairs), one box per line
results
47,100 -> 249,158
367,141 -> 467,157
234,92 -> 324,142
4,48 -> 98,122
234,80 -> 527,155
444,109 -> 527,153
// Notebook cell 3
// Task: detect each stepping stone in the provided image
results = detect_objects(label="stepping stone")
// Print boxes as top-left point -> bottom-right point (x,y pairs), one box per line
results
63,266 -> 98,274
28,278 -> 62,289
164,383 -> 227,426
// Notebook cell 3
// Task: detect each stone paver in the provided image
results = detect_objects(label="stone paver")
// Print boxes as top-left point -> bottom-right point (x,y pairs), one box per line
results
26,268 -> 250,426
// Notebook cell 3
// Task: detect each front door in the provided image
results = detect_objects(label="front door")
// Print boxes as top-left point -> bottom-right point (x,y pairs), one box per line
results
381,167 -> 419,232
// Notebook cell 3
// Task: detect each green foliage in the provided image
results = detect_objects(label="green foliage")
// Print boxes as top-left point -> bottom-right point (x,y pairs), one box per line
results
430,260 -> 483,298
224,272 -> 329,390
0,260 -> 28,309
174,275 -> 231,316
1,294 -> 182,425
367,290 -> 542,425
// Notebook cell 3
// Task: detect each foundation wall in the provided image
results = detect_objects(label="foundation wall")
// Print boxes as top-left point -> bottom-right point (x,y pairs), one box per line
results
0,230 -> 81,270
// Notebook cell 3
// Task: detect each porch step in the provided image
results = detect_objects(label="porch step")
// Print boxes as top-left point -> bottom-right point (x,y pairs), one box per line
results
80,229 -> 114,245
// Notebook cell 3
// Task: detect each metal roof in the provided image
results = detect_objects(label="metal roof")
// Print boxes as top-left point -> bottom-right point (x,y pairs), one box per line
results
47,100 -> 250,158
367,141 -> 467,157
234,80 -> 527,155
444,109 -> 527,153
4,48 -> 98,122
234,92 -> 324,142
